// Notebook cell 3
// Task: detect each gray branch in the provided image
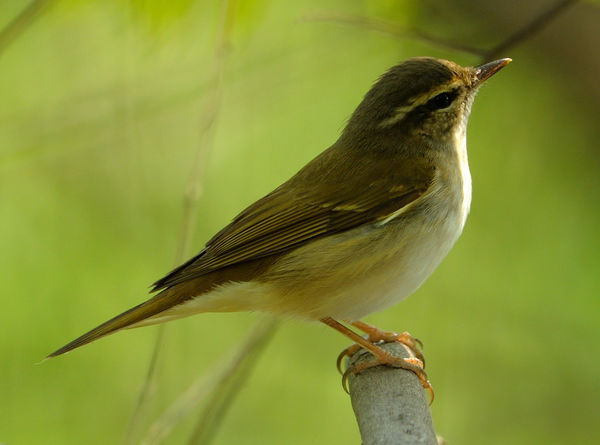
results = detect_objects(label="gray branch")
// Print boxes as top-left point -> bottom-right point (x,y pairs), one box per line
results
346,342 -> 438,445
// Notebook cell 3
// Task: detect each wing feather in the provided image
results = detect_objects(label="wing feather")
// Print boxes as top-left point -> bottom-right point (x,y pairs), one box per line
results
152,171 -> 433,291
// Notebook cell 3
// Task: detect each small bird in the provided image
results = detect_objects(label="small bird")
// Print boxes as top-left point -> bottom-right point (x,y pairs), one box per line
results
49,57 -> 510,393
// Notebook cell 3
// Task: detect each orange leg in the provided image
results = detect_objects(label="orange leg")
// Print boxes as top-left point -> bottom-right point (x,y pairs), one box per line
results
322,317 -> 433,403
349,320 -> 425,365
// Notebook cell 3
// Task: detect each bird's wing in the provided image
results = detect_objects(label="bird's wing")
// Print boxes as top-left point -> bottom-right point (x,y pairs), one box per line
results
152,160 -> 435,291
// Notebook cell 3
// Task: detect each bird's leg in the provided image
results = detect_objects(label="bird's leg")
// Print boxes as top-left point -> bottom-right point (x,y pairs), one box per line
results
334,320 -> 425,372
321,317 -> 433,402
350,320 -> 425,365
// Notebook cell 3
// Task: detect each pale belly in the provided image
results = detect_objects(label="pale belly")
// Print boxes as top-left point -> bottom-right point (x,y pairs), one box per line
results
148,200 -> 470,326
248,170 -> 470,321
266,212 -> 465,320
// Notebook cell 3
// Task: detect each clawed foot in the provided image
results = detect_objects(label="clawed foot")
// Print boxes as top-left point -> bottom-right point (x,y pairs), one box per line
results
341,348 -> 433,404
322,318 -> 433,404
336,327 -> 424,373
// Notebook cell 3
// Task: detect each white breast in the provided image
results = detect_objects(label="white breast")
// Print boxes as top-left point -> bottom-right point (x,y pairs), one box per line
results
454,125 -> 472,230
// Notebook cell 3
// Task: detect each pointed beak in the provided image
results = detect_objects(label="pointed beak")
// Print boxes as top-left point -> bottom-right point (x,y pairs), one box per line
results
474,58 -> 512,85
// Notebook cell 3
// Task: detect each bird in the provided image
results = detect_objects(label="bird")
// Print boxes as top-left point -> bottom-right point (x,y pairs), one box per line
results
49,56 -> 511,395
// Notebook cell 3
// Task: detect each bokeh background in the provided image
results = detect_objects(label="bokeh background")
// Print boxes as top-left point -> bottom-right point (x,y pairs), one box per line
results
1,0 -> 599,444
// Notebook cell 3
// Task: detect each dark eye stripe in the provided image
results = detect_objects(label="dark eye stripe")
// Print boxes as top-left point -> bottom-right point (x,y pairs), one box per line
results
426,90 -> 458,110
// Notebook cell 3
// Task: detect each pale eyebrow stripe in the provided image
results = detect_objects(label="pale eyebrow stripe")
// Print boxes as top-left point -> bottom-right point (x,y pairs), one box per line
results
379,80 -> 463,128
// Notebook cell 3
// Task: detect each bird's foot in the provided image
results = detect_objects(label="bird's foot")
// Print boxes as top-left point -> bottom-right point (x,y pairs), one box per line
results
336,322 -> 425,373
341,347 -> 433,403
320,317 -> 433,403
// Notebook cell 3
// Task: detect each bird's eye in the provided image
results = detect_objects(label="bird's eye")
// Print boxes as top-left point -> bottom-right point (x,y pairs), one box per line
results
427,92 -> 456,110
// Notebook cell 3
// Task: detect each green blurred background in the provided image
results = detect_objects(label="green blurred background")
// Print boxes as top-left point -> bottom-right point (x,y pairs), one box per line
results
1,0 -> 599,443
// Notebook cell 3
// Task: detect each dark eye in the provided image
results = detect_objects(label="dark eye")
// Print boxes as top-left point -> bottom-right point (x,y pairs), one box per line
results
427,92 -> 455,110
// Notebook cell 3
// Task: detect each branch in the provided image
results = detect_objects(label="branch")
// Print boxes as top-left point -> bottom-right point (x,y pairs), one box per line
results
483,0 -> 578,61
186,317 -> 279,444
301,0 -> 580,63
139,317 -> 278,445
0,0 -> 53,57
300,12 -> 486,58
346,342 -> 437,445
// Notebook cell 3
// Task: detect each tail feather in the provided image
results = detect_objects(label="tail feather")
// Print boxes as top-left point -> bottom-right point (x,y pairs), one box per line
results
47,288 -> 190,358
48,255 -> 281,358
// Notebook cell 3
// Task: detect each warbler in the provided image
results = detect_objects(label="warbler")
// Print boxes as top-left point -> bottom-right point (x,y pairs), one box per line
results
49,57 -> 511,392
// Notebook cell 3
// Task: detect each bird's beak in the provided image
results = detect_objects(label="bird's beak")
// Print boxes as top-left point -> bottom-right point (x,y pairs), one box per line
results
474,58 -> 512,85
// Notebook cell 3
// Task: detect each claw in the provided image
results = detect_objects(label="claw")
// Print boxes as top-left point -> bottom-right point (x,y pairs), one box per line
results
414,336 -> 424,350
343,351 -> 434,404
321,317 -> 434,403
393,332 -> 425,366
342,368 -> 351,394
336,344 -> 361,374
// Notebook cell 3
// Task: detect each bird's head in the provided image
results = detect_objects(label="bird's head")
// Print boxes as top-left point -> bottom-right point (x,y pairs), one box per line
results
342,57 -> 511,152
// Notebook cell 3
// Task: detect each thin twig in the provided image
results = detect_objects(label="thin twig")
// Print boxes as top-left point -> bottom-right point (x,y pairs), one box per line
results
186,317 -> 278,445
301,12 -> 487,58
302,0 -> 579,63
139,317 -> 278,445
124,325 -> 165,444
125,1 -> 234,442
483,0 -> 578,61
0,0 -> 53,57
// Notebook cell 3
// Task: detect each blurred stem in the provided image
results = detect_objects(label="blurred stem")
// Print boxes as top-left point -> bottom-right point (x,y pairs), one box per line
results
125,1 -> 235,443
138,317 -> 278,445
126,326 -> 166,443
303,0 -> 579,62
0,0 -> 54,57
483,0 -> 578,60
301,12 -> 487,57
186,317 -> 278,445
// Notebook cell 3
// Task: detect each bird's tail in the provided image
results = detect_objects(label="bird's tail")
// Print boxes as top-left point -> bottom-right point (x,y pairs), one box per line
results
47,287 -> 190,358
47,255 -> 278,358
